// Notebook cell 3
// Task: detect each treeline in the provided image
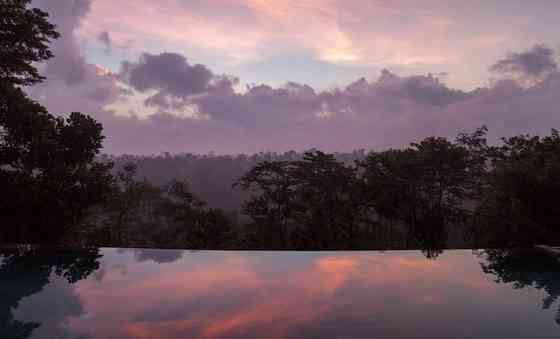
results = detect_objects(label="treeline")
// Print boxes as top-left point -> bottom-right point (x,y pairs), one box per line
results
75,128 -> 560,254
1,1 -> 560,253
104,150 -> 367,212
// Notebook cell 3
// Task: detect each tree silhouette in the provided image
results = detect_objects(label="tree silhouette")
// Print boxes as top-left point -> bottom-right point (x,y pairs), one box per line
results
358,132 -> 486,257
87,162 -> 161,246
472,130 -> 560,248
0,0 -> 59,85
289,151 -> 372,249
236,150 -> 378,249
156,180 -> 235,249
0,0 -> 114,244
84,162 -> 237,249
235,159 -> 300,248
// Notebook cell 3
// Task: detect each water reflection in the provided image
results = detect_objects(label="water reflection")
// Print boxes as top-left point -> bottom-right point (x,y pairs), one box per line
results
479,249 -> 560,325
1,248 -> 559,339
0,246 -> 100,338
119,248 -> 184,264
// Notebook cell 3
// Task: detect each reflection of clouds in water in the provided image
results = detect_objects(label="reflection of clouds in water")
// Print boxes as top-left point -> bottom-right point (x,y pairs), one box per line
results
13,274 -> 90,339
115,248 -> 184,264
91,266 -> 106,283
133,249 -> 183,264
8,250 -> 560,339
63,250 -> 556,339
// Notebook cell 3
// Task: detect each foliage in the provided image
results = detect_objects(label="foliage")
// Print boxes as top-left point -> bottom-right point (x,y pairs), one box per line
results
235,160 -> 299,248
236,150 -> 378,249
106,150 -> 367,212
85,163 -> 235,249
0,0 -> 114,244
88,128 -> 560,252
357,131 -> 487,257
161,180 -> 235,249
473,130 -> 560,248
0,84 -> 114,244
83,162 -> 159,245
0,0 -> 60,85
289,151 -> 373,249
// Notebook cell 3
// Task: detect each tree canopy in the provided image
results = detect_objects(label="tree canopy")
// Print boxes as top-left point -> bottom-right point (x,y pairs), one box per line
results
0,0 -> 60,85
472,130 -> 560,248
0,0 -> 113,244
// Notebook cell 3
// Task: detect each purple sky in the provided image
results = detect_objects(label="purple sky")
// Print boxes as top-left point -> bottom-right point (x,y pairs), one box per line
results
27,0 -> 560,155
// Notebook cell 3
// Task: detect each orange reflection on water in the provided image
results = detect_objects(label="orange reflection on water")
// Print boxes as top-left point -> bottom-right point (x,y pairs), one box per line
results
65,250 -> 504,339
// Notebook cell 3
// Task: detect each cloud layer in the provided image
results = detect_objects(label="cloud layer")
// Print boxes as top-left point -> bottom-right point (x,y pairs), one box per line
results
74,0 -> 560,90
28,0 -> 560,155
490,44 -> 558,84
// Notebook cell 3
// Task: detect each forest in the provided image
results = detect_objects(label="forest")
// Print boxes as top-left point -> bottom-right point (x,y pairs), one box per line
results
1,0 -> 560,254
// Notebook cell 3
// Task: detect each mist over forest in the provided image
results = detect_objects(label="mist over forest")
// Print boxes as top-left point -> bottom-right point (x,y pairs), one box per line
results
106,150 -> 368,212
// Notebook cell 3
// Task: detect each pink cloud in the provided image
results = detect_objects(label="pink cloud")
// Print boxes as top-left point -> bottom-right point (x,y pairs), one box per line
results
76,0 -> 514,73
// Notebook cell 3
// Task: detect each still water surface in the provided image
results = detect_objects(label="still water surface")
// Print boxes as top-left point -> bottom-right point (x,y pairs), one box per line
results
1,248 -> 559,338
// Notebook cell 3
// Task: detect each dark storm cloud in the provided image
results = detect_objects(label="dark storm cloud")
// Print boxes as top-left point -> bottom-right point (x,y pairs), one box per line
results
490,44 -> 557,80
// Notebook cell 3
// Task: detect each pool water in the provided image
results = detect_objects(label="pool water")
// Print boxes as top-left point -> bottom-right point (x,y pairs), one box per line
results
1,248 -> 559,338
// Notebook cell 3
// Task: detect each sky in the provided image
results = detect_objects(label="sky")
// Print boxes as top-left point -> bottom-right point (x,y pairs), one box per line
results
27,0 -> 560,154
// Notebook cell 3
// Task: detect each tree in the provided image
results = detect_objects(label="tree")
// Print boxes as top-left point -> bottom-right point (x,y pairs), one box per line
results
84,162 -> 163,246
0,85 -> 114,243
159,181 -> 235,249
235,160 -> 299,248
0,0 -> 60,85
0,0 -> 114,244
235,151 -> 377,249
473,130 -> 560,248
359,132 -> 486,257
289,151 -> 372,249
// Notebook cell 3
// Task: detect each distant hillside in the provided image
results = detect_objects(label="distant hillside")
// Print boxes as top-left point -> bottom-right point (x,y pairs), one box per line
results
101,151 -> 367,212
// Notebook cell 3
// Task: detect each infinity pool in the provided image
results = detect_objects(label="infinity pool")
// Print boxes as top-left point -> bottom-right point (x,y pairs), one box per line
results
1,248 -> 559,338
